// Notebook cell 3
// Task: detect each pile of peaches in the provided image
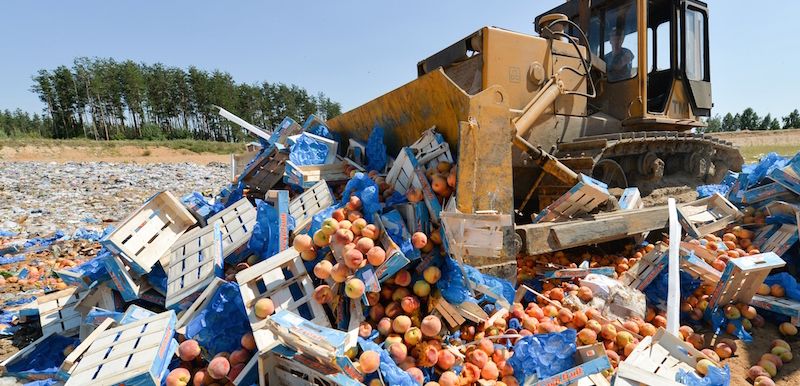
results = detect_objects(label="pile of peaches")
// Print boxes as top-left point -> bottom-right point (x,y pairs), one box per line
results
165,332 -> 256,386
342,160 -> 457,204
516,243 -> 654,283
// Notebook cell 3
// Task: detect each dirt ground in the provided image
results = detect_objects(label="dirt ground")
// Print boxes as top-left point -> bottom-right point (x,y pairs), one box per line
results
0,144 -> 230,164
710,128 -> 800,148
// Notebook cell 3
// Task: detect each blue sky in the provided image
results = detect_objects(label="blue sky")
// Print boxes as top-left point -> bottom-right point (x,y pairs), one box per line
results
1,1 -> 797,121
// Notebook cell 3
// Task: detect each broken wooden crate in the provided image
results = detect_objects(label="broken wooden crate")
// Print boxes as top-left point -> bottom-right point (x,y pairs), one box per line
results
100,191 -> 197,275
240,144 -> 290,195
63,311 -> 178,386
678,243 -> 723,286
429,293 -> 489,327
207,197 -> 256,264
36,287 -> 83,337
165,223 -> 223,312
439,208 -> 512,259
532,174 -> 611,223
289,180 -> 334,235
676,193 -> 742,238
385,147 -> 443,224
264,310 -> 362,385
409,127 -> 454,171
284,156 -> 364,189
372,211 -> 412,283
615,328 -> 719,386
703,252 -> 786,321
259,350 -> 363,386
618,243 -> 668,291
101,253 -> 152,302
58,317 -> 116,381
235,248 -> 328,353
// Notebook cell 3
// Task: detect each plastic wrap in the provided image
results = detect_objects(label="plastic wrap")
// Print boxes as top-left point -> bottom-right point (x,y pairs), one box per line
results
64,248 -> 112,285
23,230 -> 66,248
747,152 -> 787,186
358,337 -> 417,386
306,123 -> 332,139
340,173 -> 382,224
438,257 -> 515,306
223,182 -> 246,209
4,334 -> 79,378
680,364 -> 731,386
508,329 -> 577,381
764,273 -> 800,301
184,281 -> 251,360
697,185 -> 730,199
147,261 -> 168,294
289,133 -> 330,166
366,126 -> 388,172
248,200 -> 280,260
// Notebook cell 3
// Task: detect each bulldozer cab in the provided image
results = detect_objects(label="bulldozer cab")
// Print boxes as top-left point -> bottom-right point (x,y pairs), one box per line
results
537,0 -> 711,130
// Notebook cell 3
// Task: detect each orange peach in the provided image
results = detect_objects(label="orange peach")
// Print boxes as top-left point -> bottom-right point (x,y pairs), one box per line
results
241,332 -> 255,351
292,234 -> 313,253
388,343 -> 408,364
578,328 -> 598,345
254,298 -> 274,318
394,269 -> 412,287
178,340 -> 201,362
367,246 -> 386,266
345,278 -> 365,299
166,368 -> 191,386
421,315 -> 442,337
207,357 -> 230,379
772,284 -> 786,297
780,322 -> 798,336
313,260 -> 333,279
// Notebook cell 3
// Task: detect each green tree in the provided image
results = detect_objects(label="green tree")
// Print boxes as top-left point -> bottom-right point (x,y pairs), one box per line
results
739,108 -> 759,131
783,109 -> 800,129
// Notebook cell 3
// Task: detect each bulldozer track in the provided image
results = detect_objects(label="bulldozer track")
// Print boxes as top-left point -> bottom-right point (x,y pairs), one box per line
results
555,131 -> 744,187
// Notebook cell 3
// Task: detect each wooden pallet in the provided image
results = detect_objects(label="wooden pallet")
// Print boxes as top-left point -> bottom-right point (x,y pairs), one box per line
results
703,252 -> 786,321
63,311 -> 177,386
37,287 -> 83,337
618,243 -> 668,291
289,180 -> 334,234
165,223 -> 223,312
206,198 -> 257,263
676,193 -> 742,238
284,156 -> 364,189
750,294 -> 800,326
241,145 -> 290,195
615,328 -> 718,386
235,248 -> 328,354
409,127 -> 454,171
385,147 -> 443,223
100,191 -> 197,275
532,174 -> 611,223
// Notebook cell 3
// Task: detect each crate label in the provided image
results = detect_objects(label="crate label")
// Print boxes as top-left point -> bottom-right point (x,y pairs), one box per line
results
416,249 -> 445,275
532,356 -> 611,386
771,167 -> 800,196
356,266 -> 380,305
743,183 -> 788,204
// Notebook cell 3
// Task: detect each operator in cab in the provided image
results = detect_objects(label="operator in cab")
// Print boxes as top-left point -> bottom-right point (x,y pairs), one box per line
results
604,27 -> 633,81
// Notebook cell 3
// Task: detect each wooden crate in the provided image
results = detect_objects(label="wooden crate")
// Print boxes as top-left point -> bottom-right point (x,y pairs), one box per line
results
74,283 -> 123,320
750,294 -> 800,326
268,117 -> 303,148
100,191 -> 197,275
618,187 -> 643,211
615,328 -> 718,386
409,127 -> 454,171
102,253 -> 152,302
703,252 -> 786,321
207,198 -> 257,263
676,193 -> 742,238
439,209 -> 512,258
345,138 -> 366,167
166,223 -> 223,312
385,147 -> 443,224
176,277 -> 226,331
285,156 -> 364,189
233,149 -> 262,181
760,223 -> 799,257
289,180 -> 334,235
235,248 -> 328,353
618,243 -> 668,291
63,311 -> 178,386
259,352 -> 362,386
532,174 -> 611,223
59,318 -> 116,381
241,144 -> 290,195
678,245 -> 722,286
36,287 -> 83,337
1,331 -> 78,380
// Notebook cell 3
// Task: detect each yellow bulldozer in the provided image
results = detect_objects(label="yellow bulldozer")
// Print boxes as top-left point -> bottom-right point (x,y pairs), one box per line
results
325,0 -> 742,276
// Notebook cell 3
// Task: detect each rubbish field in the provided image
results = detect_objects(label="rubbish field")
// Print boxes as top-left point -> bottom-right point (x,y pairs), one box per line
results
2,116 -> 800,386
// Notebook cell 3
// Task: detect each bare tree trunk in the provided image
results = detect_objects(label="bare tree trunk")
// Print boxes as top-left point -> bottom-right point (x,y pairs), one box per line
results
96,93 -> 109,140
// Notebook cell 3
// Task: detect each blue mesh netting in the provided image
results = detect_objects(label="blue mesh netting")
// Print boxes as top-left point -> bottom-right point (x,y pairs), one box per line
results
5,334 -> 79,377
679,364 -> 730,386
185,282 -> 251,360
248,200 -> 280,260
358,337 -> 417,386
366,126 -> 387,172
697,185 -> 730,199
747,152 -> 787,186
290,133 -> 330,166
508,329 -> 577,381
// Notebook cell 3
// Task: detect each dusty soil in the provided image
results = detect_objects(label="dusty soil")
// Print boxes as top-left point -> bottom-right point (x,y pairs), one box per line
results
0,144 -> 230,164
710,129 -> 800,148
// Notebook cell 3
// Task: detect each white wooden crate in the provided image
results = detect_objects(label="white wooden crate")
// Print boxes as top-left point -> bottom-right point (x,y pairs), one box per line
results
289,180 -> 335,234
409,127 -> 454,171
64,311 -> 178,386
385,147 -> 443,224
285,156 -> 364,189
166,223 -> 223,312
259,352 -> 358,386
750,294 -> 800,326
74,283 -> 121,321
615,328 -> 718,386
241,145 -> 291,195
676,193 -> 742,238
176,277 -> 226,331
760,223 -> 799,256
206,198 -> 256,262
100,191 -> 197,275
59,317 -> 116,381
235,248 -> 329,354
439,208 -> 512,258
532,174 -> 610,223
37,287 -> 83,337
619,243 -> 668,291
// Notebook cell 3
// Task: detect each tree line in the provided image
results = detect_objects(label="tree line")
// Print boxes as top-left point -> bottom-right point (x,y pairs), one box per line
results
702,108 -> 800,133
0,57 -> 341,141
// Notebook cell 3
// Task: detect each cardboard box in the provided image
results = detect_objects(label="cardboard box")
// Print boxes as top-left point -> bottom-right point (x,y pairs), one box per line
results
742,182 -> 788,204
618,187 -> 643,211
